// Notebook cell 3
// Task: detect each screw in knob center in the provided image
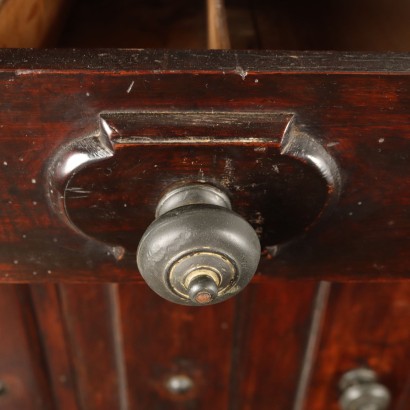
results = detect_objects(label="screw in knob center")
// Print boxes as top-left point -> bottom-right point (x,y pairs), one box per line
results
187,273 -> 219,304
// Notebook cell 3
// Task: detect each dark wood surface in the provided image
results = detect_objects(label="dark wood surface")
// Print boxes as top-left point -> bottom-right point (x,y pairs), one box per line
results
30,284 -> 79,410
2,281 -> 410,409
0,281 -> 324,410
228,281 -> 319,410
60,112 -> 332,251
0,286 -> 53,409
1,48 -> 410,71
0,49 -> 408,283
119,283 -> 236,409
0,2 -> 409,409
305,282 -> 410,410
57,285 -> 124,409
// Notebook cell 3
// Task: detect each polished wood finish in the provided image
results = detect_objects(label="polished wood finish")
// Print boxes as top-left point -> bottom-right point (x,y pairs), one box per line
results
119,284 -> 235,409
60,112 -> 332,252
3,280 -> 410,409
58,285 -> 124,409
306,283 -> 410,410
0,49 -> 408,283
230,281 -> 319,410
0,285 -> 52,409
0,2 -> 409,409
30,284 -> 78,410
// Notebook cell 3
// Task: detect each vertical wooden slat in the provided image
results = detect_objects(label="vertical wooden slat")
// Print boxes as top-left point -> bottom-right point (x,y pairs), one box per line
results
207,0 -> 231,49
293,282 -> 330,410
107,284 -> 129,410
59,284 -> 124,410
119,283 -> 236,409
228,281 -> 320,410
0,285 -> 53,410
304,283 -> 410,410
30,284 -> 79,410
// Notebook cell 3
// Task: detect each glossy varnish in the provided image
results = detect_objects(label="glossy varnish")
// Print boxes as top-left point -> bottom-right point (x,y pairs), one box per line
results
0,1 -> 409,408
0,50 -> 409,283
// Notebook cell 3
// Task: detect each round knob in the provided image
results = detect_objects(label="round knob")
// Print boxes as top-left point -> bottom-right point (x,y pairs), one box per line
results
137,184 -> 261,305
339,368 -> 391,410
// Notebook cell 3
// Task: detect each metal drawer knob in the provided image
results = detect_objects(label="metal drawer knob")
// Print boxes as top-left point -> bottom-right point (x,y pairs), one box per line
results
339,368 -> 391,410
137,183 -> 261,305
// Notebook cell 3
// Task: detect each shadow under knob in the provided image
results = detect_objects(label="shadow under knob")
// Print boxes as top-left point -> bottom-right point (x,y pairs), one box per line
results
137,184 -> 261,305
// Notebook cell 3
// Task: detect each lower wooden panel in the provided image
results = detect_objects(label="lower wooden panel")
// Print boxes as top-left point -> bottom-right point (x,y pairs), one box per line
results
0,285 -> 52,410
33,281 -> 320,410
58,284 -> 124,410
30,284 -> 78,410
119,283 -> 236,410
3,281 -> 409,410
229,281 -> 319,410
305,282 -> 410,410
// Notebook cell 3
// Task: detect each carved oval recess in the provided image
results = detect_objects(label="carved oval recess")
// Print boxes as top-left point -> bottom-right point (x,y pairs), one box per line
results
47,111 -> 341,253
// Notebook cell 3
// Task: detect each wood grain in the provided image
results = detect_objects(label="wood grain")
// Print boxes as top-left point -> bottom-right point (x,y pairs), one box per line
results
228,281 -> 320,410
0,4 -> 407,410
30,284 -> 79,410
58,284 -> 124,410
60,112 -> 332,252
304,283 -> 410,410
0,285 -> 53,409
119,283 -> 236,409
0,50 -> 408,283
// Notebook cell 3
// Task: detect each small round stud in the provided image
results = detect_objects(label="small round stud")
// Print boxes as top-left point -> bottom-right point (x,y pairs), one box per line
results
165,375 -> 194,395
187,274 -> 219,304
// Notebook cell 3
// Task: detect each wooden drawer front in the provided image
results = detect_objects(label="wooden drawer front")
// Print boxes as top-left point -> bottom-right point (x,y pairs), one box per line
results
0,49 -> 409,284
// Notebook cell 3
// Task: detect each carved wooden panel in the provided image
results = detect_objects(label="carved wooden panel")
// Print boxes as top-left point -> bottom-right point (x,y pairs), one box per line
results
0,50 -> 409,283
306,283 -> 410,410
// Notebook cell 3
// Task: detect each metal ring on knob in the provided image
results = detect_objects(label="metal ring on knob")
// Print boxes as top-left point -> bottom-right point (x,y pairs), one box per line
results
136,183 -> 261,306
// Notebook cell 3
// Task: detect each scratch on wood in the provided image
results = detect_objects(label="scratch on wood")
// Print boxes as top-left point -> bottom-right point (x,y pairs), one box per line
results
126,81 -> 135,94
66,187 -> 91,194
